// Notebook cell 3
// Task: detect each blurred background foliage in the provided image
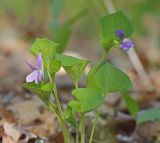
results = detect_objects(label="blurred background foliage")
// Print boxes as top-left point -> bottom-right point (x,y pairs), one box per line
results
0,0 -> 159,65
0,0 -> 159,35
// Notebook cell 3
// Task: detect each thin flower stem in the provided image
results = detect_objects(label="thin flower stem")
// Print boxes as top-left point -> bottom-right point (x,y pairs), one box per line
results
89,108 -> 101,143
49,104 -> 60,123
76,126 -> 79,143
75,82 -> 78,89
87,50 -> 109,143
52,83 -> 64,120
75,82 -> 79,143
96,51 -> 107,69
87,50 -> 108,83
52,83 -> 71,143
49,103 -> 71,142
81,113 -> 85,143
47,72 -> 71,143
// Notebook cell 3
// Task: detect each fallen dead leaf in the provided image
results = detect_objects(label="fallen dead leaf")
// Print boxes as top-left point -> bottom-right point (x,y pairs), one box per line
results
7,100 -> 41,125
2,122 -> 36,143
27,109 -> 57,137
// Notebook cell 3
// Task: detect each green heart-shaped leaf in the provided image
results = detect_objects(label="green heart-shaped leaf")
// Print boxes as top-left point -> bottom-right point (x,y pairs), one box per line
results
122,93 -> 139,116
55,54 -> 89,86
87,62 -> 132,94
69,88 -> 104,113
137,108 -> 160,124
31,38 -> 58,68
98,11 -> 133,50
64,106 -> 77,128
49,60 -> 61,78
23,82 -> 52,107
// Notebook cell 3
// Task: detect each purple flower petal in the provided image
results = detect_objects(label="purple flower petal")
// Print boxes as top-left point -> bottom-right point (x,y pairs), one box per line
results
34,70 -> 42,84
26,70 -> 38,83
35,77 -> 39,84
36,53 -> 42,70
120,38 -> 135,51
37,70 -> 43,82
26,60 -> 36,70
115,30 -> 125,39
26,53 -> 43,84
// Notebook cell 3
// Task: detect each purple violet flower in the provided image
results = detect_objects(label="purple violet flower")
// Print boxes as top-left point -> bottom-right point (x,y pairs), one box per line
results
115,29 -> 135,51
120,38 -> 135,51
115,30 -> 125,39
26,53 -> 43,84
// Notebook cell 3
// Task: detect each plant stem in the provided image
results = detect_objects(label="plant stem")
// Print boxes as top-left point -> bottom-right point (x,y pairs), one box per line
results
47,72 -> 71,143
81,113 -> 85,143
52,83 -> 64,120
50,104 -> 71,143
75,82 -> 78,89
96,51 -> 107,69
87,50 -> 108,83
89,108 -> 100,143
87,50 -> 109,142
76,126 -> 79,143
75,82 -> 79,143
53,83 -> 71,143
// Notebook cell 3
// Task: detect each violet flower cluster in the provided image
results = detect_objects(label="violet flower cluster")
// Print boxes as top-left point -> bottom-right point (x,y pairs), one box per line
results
116,30 -> 135,51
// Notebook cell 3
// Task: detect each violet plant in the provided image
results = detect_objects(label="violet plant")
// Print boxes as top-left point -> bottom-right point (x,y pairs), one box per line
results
24,11 -> 138,143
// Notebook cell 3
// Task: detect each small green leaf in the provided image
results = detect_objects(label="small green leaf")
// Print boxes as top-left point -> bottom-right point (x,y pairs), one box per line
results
137,108 -> 160,124
31,38 -> 58,68
87,62 -> 132,94
55,54 -> 89,86
98,11 -> 133,49
23,82 -> 52,107
64,106 -> 77,128
122,94 -> 139,116
70,88 -> 104,113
